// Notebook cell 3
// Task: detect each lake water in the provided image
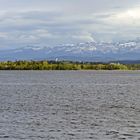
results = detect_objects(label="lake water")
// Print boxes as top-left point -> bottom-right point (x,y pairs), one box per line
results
0,71 -> 140,140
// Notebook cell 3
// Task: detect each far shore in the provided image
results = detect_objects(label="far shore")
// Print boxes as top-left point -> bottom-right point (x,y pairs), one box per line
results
0,60 -> 140,70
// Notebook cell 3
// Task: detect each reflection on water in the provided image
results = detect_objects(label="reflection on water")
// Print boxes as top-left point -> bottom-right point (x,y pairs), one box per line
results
0,71 -> 140,140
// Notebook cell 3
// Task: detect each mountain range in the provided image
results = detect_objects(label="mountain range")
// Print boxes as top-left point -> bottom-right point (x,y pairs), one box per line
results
0,38 -> 140,62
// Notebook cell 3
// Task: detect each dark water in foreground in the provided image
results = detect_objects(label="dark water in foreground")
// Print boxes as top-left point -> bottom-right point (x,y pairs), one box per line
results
0,71 -> 140,140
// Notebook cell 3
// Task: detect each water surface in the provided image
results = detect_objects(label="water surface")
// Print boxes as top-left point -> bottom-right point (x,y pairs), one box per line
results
0,71 -> 140,140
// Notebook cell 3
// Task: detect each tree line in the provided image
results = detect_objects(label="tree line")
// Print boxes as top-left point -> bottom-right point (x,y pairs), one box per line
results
0,60 -> 138,70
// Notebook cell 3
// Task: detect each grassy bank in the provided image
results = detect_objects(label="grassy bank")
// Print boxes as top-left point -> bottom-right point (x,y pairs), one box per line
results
0,60 -> 138,70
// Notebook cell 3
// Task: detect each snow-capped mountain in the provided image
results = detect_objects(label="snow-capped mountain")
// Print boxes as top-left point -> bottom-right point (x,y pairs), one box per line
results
0,39 -> 140,62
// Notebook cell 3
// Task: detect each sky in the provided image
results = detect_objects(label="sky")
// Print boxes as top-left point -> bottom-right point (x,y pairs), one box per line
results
0,0 -> 140,49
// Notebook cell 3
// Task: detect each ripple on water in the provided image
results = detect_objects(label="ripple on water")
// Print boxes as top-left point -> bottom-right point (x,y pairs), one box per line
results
0,71 -> 140,139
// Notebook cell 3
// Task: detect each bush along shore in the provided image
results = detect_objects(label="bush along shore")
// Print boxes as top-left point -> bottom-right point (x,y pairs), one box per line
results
0,60 -> 139,70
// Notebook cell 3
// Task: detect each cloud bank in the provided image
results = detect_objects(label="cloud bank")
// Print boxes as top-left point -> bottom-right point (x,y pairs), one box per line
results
0,0 -> 140,49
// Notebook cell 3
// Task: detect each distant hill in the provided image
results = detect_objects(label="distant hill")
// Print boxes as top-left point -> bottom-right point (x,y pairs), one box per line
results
0,38 -> 140,63
110,60 -> 140,64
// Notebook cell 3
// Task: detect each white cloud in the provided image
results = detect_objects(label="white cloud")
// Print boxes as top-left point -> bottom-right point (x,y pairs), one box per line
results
0,32 -> 8,38
72,32 -> 95,42
104,8 -> 140,26
0,1 -> 140,48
